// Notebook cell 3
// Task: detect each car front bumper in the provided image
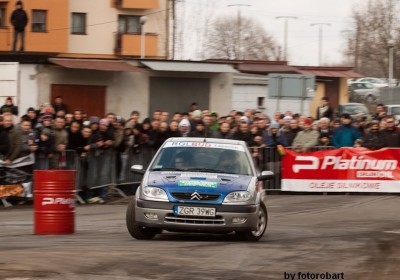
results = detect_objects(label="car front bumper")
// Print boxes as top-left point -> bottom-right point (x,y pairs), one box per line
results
134,199 -> 260,232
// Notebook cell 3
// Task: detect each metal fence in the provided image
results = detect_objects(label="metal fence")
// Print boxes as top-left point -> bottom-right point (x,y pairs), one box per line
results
1,145 -> 336,207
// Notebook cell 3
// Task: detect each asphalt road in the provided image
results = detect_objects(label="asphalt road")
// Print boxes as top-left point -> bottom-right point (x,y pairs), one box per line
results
1,195 -> 399,280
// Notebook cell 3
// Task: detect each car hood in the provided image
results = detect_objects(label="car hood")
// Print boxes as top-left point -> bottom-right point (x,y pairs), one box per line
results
145,171 -> 253,204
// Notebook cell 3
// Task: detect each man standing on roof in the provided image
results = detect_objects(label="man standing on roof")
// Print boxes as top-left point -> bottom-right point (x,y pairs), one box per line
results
10,1 -> 28,53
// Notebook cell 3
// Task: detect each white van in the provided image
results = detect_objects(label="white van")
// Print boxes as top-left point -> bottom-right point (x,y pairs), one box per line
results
384,105 -> 400,121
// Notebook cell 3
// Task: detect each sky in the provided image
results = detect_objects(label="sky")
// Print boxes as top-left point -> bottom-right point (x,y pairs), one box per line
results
182,0 -> 364,66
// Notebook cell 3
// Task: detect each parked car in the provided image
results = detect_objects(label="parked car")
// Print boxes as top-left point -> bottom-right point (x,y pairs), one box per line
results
126,137 -> 274,241
337,103 -> 371,121
348,82 -> 380,102
384,104 -> 400,121
355,77 -> 388,88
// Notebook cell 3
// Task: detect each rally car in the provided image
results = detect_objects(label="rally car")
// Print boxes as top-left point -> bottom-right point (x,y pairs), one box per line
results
126,137 -> 274,241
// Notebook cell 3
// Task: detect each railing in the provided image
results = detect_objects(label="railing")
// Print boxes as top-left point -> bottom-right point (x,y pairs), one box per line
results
2,146 -> 337,207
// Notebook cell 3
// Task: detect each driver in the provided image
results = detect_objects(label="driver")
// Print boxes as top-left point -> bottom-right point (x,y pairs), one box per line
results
217,150 -> 239,173
174,151 -> 193,169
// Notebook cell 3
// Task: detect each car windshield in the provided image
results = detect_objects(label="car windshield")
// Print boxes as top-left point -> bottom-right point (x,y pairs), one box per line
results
342,105 -> 369,115
149,143 -> 253,176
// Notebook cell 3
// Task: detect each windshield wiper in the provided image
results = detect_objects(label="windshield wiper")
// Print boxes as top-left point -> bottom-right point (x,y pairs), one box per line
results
151,167 -> 184,171
185,168 -> 230,174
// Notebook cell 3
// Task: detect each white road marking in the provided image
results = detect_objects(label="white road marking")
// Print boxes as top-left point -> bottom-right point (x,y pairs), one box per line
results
383,230 -> 400,234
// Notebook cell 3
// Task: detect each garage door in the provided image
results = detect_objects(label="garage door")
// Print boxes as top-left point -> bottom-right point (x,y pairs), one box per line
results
51,84 -> 106,118
149,77 -> 210,115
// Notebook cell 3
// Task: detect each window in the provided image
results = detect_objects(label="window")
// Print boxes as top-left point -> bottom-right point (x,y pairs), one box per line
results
118,15 -> 141,34
32,10 -> 47,32
71,13 -> 86,34
257,97 -> 265,108
0,6 -> 6,27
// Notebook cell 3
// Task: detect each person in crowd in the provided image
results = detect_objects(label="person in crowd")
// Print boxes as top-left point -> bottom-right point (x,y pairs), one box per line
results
263,123 -> 287,148
211,122 -> 233,139
0,116 -> 10,158
73,109 -> 84,124
316,96 -> 334,120
292,118 -> 320,153
35,114 -> 54,170
18,118 -> 38,157
50,116 -> 68,169
381,116 -> 400,147
281,119 -> 301,147
178,118 -> 191,137
317,117 -> 333,146
154,121 -> 170,149
10,1 -> 28,53
361,121 -> 385,150
52,96 -> 68,114
372,103 -> 386,121
160,111 -> 170,123
2,114 -> 22,165
208,112 -> 220,133
167,120 -> 182,138
66,121 -> 83,151
189,119 -> 208,138
21,107 -> 39,129
1,97 -> 19,115
332,113 -> 361,148
232,122 -> 254,146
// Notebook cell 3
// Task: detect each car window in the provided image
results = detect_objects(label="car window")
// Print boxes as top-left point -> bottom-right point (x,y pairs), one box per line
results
343,105 -> 369,115
150,145 -> 252,175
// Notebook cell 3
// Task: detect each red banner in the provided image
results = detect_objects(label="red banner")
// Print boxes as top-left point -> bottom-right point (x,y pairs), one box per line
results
281,148 -> 400,192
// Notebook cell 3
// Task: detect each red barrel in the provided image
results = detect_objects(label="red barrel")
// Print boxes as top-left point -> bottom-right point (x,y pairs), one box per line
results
34,170 -> 76,234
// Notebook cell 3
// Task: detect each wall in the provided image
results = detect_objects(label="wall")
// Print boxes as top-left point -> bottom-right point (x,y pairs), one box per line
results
0,62 -> 18,108
19,64 -> 39,115
69,0 -> 167,57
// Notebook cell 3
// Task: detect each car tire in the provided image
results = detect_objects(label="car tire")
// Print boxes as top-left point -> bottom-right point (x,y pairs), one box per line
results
126,198 -> 159,240
235,201 -> 268,241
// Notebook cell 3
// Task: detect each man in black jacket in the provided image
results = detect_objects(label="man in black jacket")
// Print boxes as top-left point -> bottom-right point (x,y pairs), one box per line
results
381,116 -> 400,147
10,1 -> 28,53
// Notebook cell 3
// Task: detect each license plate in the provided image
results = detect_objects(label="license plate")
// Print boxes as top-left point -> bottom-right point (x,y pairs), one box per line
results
175,206 -> 216,217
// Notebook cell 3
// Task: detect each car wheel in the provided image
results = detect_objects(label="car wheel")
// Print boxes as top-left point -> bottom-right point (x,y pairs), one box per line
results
235,201 -> 268,241
126,198 -> 159,240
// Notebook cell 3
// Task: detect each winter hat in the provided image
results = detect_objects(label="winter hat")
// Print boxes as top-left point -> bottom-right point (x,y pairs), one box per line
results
195,119 -> 205,126
240,116 -> 250,123
89,116 -> 100,124
192,110 -> 202,118
179,118 -> 190,127
283,116 -> 293,121
99,118 -> 109,126
341,113 -> 351,119
304,118 -> 313,126
6,97 -> 12,101
42,114 -> 53,121
27,107 -> 35,112
269,123 -> 280,129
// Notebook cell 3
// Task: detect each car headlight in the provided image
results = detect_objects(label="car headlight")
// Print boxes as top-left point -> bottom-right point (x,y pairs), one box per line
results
142,186 -> 168,201
223,191 -> 251,203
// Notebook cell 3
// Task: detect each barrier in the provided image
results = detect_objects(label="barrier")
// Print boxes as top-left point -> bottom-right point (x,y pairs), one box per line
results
34,170 -> 76,234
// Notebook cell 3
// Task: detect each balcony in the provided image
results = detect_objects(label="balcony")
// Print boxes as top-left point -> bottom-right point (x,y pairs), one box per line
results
115,33 -> 158,57
112,0 -> 159,9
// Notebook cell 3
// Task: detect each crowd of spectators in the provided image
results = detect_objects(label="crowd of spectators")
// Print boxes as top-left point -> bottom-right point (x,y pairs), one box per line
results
1,97 -> 400,202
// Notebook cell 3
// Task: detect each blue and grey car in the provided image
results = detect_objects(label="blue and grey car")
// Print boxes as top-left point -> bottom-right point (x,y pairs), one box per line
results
126,138 -> 274,241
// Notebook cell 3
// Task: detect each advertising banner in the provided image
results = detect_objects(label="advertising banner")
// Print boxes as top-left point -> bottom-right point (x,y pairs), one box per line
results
281,148 -> 400,192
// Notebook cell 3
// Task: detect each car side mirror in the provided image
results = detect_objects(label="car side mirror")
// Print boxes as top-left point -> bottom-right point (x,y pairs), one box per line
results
131,165 -> 145,175
257,171 -> 274,181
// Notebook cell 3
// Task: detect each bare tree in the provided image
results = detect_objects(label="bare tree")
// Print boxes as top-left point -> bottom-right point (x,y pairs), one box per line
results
204,15 -> 280,60
343,0 -> 400,78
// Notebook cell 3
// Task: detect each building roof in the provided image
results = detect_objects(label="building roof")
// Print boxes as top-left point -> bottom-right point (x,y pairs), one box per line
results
141,61 -> 237,73
49,58 -> 143,72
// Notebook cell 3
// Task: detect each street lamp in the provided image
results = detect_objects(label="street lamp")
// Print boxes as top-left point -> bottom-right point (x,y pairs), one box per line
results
140,16 -> 147,59
388,39 -> 395,88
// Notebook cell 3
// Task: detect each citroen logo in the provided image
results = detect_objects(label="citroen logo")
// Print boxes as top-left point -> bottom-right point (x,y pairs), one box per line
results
190,192 -> 202,200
